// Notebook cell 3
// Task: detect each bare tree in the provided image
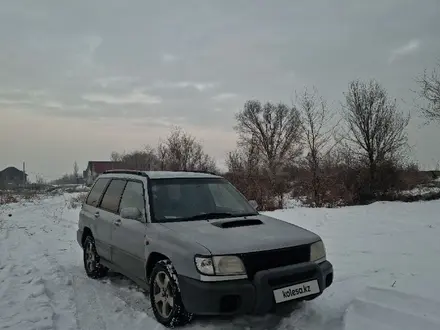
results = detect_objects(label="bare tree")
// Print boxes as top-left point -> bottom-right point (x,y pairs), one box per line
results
73,161 -> 79,184
297,88 -> 339,206
158,127 -> 217,172
416,62 -> 440,124
112,147 -> 159,170
342,79 -> 410,194
235,100 -> 303,207
35,174 -> 45,185
110,152 -> 121,162
110,127 -> 217,173
225,138 -> 277,209
226,143 -> 260,175
156,142 -> 168,171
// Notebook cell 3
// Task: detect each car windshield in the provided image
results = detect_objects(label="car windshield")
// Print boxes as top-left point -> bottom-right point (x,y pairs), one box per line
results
149,178 -> 258,223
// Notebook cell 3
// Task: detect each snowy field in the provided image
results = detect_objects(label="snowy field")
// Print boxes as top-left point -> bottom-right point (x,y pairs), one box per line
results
1,194 -> 440,330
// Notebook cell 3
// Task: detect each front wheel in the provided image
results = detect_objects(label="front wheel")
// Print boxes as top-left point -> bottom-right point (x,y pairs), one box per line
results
149,260 -> 193,327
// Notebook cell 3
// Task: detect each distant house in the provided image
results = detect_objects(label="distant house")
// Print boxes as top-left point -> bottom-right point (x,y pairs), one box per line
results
83,161 -> 136,185
0,167 -> 27,188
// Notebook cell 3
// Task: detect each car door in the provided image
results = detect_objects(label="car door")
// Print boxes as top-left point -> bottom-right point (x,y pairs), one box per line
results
81,178 -> 111,261
97,178 -> 127,262
111,180 -> 147,280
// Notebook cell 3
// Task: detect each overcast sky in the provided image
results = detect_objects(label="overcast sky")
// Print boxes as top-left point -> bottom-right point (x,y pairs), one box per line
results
1,0 -> 439,181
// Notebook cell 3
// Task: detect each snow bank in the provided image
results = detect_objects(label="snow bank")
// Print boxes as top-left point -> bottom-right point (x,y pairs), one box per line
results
264,200 -> 440,329
399,185 -> 440,196
344,286 -> 440,330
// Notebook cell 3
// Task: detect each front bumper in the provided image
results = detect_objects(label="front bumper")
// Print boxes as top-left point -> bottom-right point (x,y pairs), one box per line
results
178,260 -> 333,316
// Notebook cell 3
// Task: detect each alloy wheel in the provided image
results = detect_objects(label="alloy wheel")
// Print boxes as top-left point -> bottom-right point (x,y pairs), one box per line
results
153,271 -> 174,319
85,241 -> 97,272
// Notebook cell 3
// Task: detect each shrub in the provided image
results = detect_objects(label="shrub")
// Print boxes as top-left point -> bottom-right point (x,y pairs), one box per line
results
68,193 -> 88,209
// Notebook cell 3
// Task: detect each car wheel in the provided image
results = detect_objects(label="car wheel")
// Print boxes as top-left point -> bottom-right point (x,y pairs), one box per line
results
83,236 -> 108,279
149,260 -> 193,327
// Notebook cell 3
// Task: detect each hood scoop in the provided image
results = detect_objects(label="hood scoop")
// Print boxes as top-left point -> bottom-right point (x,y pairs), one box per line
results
210,218 -> 264,229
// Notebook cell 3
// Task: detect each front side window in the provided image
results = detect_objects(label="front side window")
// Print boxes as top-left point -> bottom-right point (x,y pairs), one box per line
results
119,181 -> 145,213
208,182 -> 249,210
100,179 -> 127,213
150,178 -> 257,223
86,178 -> 110,207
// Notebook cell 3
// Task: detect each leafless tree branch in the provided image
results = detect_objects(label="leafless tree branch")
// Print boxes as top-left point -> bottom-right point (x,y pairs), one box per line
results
342,79 -> 410,193
296,87 -> 340,206
415,62 -> 440,124
234,100 -> 302,207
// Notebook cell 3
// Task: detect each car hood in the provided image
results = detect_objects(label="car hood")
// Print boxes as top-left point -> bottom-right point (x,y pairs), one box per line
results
160,214 -> 320,255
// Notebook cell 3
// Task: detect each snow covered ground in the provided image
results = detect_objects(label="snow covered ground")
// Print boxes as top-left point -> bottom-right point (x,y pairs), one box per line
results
1,194 -> 440,330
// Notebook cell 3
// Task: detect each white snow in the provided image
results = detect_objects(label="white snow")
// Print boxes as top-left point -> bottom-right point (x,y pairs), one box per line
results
1,194 -> 440,329
343,286 -> 440,330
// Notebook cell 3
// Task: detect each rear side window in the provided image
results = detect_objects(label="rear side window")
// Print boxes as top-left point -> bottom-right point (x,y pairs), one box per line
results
99,179 -> 127,213
119,181 -> 145,212
86,178 -> 110,206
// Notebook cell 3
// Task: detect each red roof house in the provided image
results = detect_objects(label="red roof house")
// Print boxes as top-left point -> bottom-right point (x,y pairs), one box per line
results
83,161 -> 138,185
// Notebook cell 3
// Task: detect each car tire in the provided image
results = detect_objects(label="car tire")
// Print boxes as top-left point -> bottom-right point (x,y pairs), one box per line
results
149,259 -> 193,327
83,236 -> 108,279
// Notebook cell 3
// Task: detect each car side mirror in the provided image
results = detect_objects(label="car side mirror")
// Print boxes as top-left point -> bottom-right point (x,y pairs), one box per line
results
249,200 -> 259,210
120,207 -> 142,220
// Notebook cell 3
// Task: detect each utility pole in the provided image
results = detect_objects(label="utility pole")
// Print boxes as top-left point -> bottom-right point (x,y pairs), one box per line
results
22,161 -> 26,186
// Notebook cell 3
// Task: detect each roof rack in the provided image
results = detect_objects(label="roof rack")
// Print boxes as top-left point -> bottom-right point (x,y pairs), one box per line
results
102,169 -> 220,178
181,170 -> 219,176
103,169 -> 148,177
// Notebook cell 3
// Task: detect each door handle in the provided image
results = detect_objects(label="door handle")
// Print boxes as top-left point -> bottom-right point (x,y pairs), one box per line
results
114,219 -> 122,226
94,212 -> 100,218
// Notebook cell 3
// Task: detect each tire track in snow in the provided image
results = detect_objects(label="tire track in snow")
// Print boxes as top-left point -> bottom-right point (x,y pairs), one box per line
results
13,209 -> 107,330
0,213 -> 58,329
70,274 -> 110,330
1,200 -> 79,330
14,197 -> 157,330
69,270 -> 160,330
99,274 -> 153,316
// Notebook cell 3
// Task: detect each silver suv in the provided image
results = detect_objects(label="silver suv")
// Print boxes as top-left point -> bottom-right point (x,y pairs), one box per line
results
77,170 -> 333,327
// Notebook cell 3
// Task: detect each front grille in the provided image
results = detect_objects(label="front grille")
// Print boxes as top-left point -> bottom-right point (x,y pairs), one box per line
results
240,245 -> 310,279
268,269 -> 316,288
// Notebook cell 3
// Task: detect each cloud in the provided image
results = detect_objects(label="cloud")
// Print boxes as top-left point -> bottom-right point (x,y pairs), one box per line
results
82,89 -> 162,105
0,89 -> 51,107
161,53 -> 178,63
41,101 -> 63,108
66,35 -> 104,78
1,0 -> 439,179
0,96 -> 82,114
0,89 -> 47,98
153,81 -> 216,92
131,116 -> 187,128
93,76 -> 139,88
72,35 -> 102,68
0,99 -> 33,106
212,93 -> 237,101
388,39 -> 421,63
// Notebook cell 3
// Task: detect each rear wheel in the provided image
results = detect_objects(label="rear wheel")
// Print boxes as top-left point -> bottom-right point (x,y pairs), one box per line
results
83,236 -> 108,279
149,260 -> 193,327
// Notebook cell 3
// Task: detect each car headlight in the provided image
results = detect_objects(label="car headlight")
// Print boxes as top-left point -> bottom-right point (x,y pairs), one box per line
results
195,256 -> 246,276
310,240 -> 326,263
